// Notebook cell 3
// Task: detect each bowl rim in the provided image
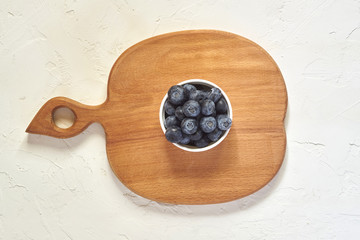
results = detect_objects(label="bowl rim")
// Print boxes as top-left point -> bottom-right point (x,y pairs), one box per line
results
159,79 -> 233,152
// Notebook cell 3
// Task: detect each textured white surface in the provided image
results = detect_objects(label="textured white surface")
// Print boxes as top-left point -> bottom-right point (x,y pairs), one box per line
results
1,0 -> 360,239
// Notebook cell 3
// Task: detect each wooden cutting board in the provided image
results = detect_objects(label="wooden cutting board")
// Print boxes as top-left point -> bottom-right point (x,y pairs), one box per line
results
27,30 -> 287,205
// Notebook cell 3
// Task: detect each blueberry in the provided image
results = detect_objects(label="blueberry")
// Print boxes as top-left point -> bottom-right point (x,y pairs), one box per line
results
183,84 -> 197,97
199,90 -> 210,100
217,114 -> 232,131
189,91 -> 197,101
189,129 -> 203,141
181,118 -> 198,135
208,87 -> 222,103
194,137 -> 210,148
201,99 -> 215,116
216,98 -> 228,114
168,85 -> 185,105
164,100 -> 175,115
189,90 -> 209,102
165,115 -> 180,128
207,128 -> 223,142
165,126 -> 183,143
175,106 -> 185,121
179,134 -> 191,145
182,100 -> 201,117
200,116 -> 217,133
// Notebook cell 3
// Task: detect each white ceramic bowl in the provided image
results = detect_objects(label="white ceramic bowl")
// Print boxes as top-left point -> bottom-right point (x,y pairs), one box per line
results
159,79 -> 233,152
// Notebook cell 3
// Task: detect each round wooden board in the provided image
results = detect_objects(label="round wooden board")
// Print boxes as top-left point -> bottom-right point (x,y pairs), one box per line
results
27,30 -> 287,205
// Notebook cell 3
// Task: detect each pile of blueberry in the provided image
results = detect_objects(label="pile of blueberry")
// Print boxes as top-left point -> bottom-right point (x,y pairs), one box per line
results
163,84 -> 232,148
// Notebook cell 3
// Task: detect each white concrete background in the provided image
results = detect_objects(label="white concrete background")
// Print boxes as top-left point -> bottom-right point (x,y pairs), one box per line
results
1,0 -> 360,239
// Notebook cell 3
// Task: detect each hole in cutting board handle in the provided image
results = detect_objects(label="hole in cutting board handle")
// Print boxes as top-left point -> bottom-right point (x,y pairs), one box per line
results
52,107 -> 76,129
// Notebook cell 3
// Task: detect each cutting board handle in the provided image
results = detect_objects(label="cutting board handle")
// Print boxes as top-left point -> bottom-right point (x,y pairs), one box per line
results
26,97 -> 106,139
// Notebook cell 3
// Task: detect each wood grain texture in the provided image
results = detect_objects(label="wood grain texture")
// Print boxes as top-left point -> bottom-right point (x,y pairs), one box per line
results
27,30 -> 287,204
